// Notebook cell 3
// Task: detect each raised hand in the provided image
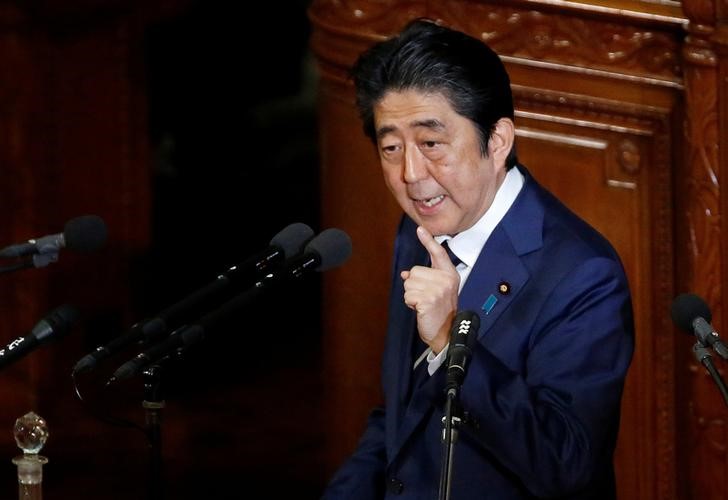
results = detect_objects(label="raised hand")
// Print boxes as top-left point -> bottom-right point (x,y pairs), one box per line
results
401,226 -> 460,354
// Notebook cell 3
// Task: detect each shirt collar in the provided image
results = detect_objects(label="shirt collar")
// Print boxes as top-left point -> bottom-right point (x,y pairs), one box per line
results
435,166 -> 525,268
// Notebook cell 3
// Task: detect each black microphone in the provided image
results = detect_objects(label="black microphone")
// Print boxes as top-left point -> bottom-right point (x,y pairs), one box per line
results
72,222 -> 314,375
445,310 -> 480,394
0,305 -> 79,370
107,227 -> 352,383
671,293 -> 728,360
0,215 -> 108,265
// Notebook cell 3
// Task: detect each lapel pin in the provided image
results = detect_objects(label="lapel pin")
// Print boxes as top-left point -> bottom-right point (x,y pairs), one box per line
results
498,281 -> 511,295
482,294 -> 497,315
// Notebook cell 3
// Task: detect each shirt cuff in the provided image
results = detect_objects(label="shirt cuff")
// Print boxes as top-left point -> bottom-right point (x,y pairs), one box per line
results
427,343 -> 449,376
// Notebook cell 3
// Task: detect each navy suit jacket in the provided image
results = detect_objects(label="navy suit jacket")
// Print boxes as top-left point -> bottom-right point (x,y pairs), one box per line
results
323,167 -> 634,499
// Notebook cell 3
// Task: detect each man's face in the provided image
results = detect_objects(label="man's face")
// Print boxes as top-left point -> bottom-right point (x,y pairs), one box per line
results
373,89 -> 508,236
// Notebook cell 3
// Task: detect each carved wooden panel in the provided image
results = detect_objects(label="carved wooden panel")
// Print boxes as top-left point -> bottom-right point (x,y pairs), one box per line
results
679,1 -> 728,496
434,2 -> 682,80
512,85 -> 677,500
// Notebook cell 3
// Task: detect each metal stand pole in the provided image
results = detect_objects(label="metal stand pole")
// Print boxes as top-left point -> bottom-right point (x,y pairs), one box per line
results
143,365 -> 165,500
438,389 -> 461,500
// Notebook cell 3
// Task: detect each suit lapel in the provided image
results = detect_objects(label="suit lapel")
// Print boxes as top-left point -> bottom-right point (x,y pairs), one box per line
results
461,168 -> 545,356
458,224 -> 530,349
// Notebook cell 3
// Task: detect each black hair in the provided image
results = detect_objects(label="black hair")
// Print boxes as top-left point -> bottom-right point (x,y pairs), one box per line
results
351,18 -> 517,169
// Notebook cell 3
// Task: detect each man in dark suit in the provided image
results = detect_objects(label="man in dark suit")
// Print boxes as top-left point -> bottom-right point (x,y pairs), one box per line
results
322,19 -> 634,499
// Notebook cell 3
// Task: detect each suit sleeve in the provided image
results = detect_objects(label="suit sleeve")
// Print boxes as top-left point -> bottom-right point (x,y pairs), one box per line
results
458,256 -> 634,497
320,407 -> 387,500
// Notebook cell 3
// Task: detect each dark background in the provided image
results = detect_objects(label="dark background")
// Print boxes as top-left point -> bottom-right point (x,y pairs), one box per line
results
137,1 -> 327,498
138,0 -> 321,380
23,1 -> 330,499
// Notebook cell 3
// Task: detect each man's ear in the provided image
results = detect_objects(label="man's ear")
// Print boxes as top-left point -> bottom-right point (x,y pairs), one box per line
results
488,118 -> 515,168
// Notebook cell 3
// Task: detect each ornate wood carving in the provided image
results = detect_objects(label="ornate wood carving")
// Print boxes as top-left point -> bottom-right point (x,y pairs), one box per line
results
308,0 -> 423,39
673,3 -> 728,499
434,2 -> 682,79
680,1 -> 728,497
309,0 -> 683,81
618,138 -> 642,174
682,0 -> 717,25
650,111 -> 678,500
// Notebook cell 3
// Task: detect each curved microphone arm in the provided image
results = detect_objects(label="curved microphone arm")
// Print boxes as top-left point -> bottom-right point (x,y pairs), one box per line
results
693,342 -> 728,407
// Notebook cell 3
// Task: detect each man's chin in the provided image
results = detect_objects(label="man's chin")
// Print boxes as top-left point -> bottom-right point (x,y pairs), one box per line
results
413,219 -> 457,238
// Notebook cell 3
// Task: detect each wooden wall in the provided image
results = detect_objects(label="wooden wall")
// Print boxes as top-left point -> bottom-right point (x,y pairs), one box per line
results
309,0 -> 728,498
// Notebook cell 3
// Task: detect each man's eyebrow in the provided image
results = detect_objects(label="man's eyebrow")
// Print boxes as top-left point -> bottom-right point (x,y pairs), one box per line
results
376,125 -> 396,140
411,118 -> 445,131
376,119 -> 445,140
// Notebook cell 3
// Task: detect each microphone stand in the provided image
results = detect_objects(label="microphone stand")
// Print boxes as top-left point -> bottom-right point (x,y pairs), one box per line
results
142,364 -> 166,500
438,386 -> 462,500
0,260 -> 34,275
0,252 -> 60,275
693,342 -> 728,407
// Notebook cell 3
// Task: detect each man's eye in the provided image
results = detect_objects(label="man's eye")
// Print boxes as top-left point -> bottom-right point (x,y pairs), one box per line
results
382,145 -> 399,153
422,141 -> 438,148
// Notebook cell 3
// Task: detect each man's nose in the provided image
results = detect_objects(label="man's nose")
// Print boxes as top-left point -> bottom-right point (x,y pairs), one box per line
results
403,148 -> 428,183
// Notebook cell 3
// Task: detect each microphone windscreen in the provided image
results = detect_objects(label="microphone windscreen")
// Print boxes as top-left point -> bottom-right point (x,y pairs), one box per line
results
307,228 -> 352,271
47,304 -> 80,332
450,310 -> 480,345
671,293 -> 712,333
269,222 -> 314,258
64,215 -> 108,253
33,304 -> 79,342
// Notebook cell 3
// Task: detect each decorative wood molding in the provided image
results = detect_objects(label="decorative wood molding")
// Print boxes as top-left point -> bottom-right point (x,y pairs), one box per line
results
480,0 -> 686,25
310,0 -> 680,78
307,0 -> 422,40
685,23 -> 718,66
618,138 -> 642,174
309,0 -> 685,82
680,4 -> 728,497
682,23 -> 720,318
649,112 -> 677,500
515,126 -> 608,149
682,0 -> 717,26
512,84 -> 668,134
435,2 -> 683,79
